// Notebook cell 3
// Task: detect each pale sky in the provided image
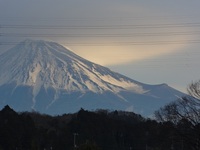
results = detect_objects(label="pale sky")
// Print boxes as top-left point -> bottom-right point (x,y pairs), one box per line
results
1,0 -> 200,92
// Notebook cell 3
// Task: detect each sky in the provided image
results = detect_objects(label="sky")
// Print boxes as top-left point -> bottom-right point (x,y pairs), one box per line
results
1,0 -> 200,93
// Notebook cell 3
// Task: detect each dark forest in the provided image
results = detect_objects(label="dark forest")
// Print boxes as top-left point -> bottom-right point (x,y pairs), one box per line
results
0,105 -> 199,150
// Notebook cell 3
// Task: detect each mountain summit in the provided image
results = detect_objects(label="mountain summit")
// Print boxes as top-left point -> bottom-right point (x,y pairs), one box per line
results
0,39 -> 145,93
0,39 -> 185,116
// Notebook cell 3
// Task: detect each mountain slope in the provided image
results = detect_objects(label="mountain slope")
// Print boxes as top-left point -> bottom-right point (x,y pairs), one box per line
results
0,39 -> 185,116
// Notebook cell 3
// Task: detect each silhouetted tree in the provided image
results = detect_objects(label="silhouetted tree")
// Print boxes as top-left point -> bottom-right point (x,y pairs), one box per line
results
155,80 -> 200,150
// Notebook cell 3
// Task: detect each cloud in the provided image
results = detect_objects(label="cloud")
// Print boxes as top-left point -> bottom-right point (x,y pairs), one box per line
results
65,37 -> 188,66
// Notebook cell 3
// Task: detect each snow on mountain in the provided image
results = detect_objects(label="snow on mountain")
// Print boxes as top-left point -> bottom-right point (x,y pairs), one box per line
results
0,39 -> 185,116
0,39 -> 144,93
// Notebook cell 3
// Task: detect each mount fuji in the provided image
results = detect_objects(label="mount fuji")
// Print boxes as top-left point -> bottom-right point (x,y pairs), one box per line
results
0,39 -> 185,116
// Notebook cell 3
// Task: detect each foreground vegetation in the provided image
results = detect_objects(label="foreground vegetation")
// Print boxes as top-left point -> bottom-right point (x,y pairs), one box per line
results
0,105 -> 199,150
0,80 -> 200,150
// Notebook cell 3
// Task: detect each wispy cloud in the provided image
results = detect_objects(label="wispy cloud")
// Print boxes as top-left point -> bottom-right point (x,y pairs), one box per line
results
66,36 -> 189,66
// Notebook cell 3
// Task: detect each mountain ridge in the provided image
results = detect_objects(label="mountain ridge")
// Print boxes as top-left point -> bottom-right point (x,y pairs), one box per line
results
0,39 -> 185,116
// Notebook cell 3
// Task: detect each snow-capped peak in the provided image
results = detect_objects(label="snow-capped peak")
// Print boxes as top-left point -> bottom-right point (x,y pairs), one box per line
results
0,39 -> 186,116
0,39 -> 146,95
